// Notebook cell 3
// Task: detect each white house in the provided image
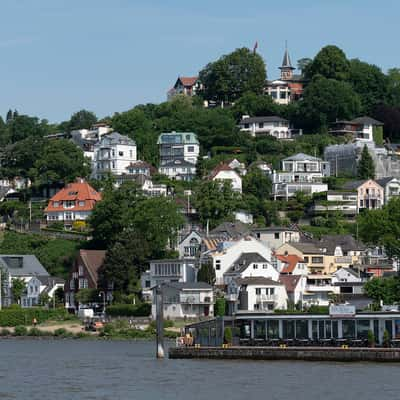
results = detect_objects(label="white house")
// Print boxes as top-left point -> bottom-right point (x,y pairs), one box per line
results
177,230 -> 202,259
376,177 -> 400,204
151,282 -> 213,319
92,132 -> 137,180
234,210 -> 253,225
204,236 -> 272,285
275,254 -> 308,276
272,153 -> 330,200
158,159 -> 197,181
21,276 -> 64,308
252,226 -> 300,250
208,163 -> 242,193
329,116 -> 383,143
239,115 -> 301,139
116,174 -> 168,196
141,258 -> 197,301
223,252 -> 279,286
311,191 -> 358,216
227,158 -> 247,175
235,277 -> 288,312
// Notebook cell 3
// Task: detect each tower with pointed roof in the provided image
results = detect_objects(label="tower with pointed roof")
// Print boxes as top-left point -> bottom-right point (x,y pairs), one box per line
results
279,44 -> 295,81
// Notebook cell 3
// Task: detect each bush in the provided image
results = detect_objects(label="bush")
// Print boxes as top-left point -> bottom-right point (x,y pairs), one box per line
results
215,298 -> 226,317
0,328 -> 11,336
367,330 -> 375,347
54,328 -> 70,337
224,327 -> 232,344
0,307 -> 68,327
28,327 -> 43,336
105,303 -> 151,317
14,325 -> 28,336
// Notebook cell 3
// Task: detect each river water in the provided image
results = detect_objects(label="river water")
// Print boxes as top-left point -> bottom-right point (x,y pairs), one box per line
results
0,339 -> 398,400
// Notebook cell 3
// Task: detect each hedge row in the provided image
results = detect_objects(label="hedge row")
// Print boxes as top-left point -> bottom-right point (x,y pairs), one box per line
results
106,303 -> 151,317
0,308 -> 69,327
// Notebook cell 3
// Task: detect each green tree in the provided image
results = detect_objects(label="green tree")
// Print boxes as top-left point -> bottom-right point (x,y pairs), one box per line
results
11,278 -> 26,304
197,262 -> 216,285
387,68 -> 400,107
99,230 -> 150,293
357,197 -> 400,263
231,92 -> 280,120
68,110 -> 97,130
242,168 -> 272,200
31,139 -> 90,185
75,288 -> 98,305
199,47 -> 267,103
7,114 -> 51,143
297,57 -> 312,75
348,59 -> 388,113
364,277 -> 400,305
193,180 -> 240,229
357,145 -> 375,179
299,76 -> 361,131
305,45 -> 350,81
39,292 -> 50,306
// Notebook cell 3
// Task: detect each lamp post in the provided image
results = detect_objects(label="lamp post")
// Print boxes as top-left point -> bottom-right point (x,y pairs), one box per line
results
99,291 -> 106,315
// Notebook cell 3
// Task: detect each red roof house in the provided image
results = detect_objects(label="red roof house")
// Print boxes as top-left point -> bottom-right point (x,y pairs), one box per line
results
44,179 -> 102,227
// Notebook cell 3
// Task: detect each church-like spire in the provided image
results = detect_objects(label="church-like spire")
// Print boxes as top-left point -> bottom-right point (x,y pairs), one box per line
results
279,42 -> 295,80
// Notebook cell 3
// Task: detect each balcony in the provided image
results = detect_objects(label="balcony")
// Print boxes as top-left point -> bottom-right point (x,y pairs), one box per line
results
256,294 -> 277,302
334,256 -> 353,264
305,284 -> 334,292
179,295 -> 212,304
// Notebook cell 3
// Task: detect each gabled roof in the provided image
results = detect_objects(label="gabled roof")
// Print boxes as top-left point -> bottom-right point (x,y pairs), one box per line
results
225,252 -> 269,274
208,163 -> 241,180
240,115 -> 288,124
276,254 -> 304,274
376,177 -> 398,187
282,153 -> 322,162
312,235 -> 366,255
350,116 -> 383,126
45,180 -> 101,212
342,180 -> 383,190
279,274 -> 303,293
79,250 -> 106,285
287,242 -> 322,254
210,221 -> 250,239
176,76 -> 198,87
0,255 -> 49,277
236,276 -> 283,286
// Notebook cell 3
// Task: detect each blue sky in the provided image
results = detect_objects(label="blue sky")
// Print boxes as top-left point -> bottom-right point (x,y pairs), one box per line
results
1,0 -> 399,122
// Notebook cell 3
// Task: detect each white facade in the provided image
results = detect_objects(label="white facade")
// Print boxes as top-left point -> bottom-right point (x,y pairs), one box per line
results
234,210 -> 253,224
273,153 -> 330,199
158,159 -> 197,181
178,231 -> 202,259
312,191 -> 358,216
377,178 -> 400,204
266,81 -> 291,105
212,169 -> 242,193
237,278 -> 288,311
92,132 -> 137,179
151,283 -> 214,319
239,115 -> 299,139
206,237 -> 272,285
252,227 -> 300,250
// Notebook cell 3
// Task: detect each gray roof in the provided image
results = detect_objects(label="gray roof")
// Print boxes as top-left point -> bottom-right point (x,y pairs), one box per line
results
313,235 -> 366,255
160,159 -> 196,168
376,177 -> 398,187
283,153 -> 322,162
240,116 -> 288,124
237,276 -> 282,286
280,48 -> 294,69
342,180 -> 367,190
0,255 -> 49,277
350,116 -> 383,126
288,242 -> 322,254
226,253 -> 268,275
100,132 -> 136,146
252,226 -> 298,233
157,132 -> 199,145
210,221 -> 250,239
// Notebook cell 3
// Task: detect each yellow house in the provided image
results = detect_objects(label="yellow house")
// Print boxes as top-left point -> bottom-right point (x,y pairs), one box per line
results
275,235 -> 365,275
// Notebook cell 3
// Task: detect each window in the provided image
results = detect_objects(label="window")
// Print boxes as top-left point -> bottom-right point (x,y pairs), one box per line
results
280,91 -> 287,99
255,288 -> 262,295
78,265 -> 84,276
254,303 -> 260,310
53,201 -> 59,207
78,201 -> 85,207
79,278 -> 88,289
130,150 -> 133,158
215,260 -> 221,270
258,122 -> 264,128
244,123 -> 249,129
65,211 -> 73,220
269,288 -> 275,295
253,264 -> 258,269
342,320 -> 356,339
311,257 -> 323,264
145,280 -> 151,288
303,256 -> 309,263
64,200 -> 75,208
69,280 -> 75,290
274,233 -> 280,239
119,151 -> 124,156
263,264 -> 268,269
188,146 -> 194,152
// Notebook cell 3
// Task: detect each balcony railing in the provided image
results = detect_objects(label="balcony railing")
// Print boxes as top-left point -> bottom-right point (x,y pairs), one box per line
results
334,256 -> 353,264
256,294 -> 277,302
305,284 -> 334,292
179,295 -> 212,304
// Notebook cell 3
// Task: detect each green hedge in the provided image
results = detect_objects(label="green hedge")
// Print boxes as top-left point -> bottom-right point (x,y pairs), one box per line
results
105,303 -> 151,317
0,307 -> 68,327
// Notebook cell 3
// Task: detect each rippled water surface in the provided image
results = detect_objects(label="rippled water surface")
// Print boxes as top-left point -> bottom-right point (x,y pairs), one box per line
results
0,339 -> 399,400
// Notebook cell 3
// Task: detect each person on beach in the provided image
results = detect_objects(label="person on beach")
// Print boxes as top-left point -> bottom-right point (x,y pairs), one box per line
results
32,318 -> 37,327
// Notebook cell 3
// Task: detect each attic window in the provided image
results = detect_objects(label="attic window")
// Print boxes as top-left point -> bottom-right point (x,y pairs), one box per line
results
68,191 -> 78,196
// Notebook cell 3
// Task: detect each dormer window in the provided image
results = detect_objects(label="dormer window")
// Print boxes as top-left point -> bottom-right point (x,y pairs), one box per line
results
64,200 -> 75,208
78,201 -> 85,207
53,201 -> 59,207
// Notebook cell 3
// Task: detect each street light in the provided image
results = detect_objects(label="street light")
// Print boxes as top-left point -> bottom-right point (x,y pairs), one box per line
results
99,291 -> 106,315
